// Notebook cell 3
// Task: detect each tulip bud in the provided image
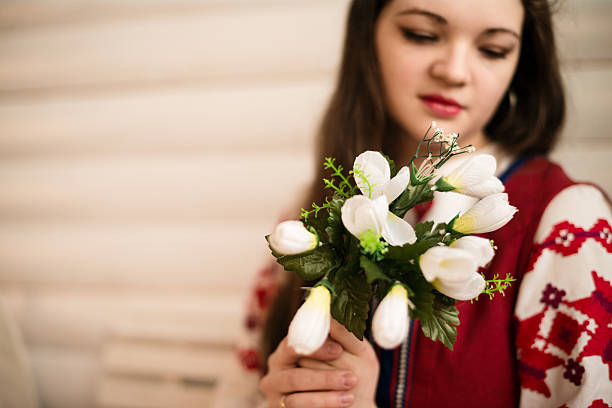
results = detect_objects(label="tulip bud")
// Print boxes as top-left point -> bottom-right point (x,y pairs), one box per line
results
439,154 -> 504,198
268,220 -> 318,255
287,285 -> 331,355
372,284 -> 412,349
420,246 -> 485,300
341,195 -> 388,239
450,236 -> 495,267
452,193 -> 517,234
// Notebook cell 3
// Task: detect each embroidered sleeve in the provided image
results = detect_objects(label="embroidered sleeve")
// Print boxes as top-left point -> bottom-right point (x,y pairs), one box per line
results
514,184 -> 612,408
211,262 -> 284,408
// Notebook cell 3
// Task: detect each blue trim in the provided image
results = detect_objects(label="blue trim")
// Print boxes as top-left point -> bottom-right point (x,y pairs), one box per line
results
499,155 -> 533,183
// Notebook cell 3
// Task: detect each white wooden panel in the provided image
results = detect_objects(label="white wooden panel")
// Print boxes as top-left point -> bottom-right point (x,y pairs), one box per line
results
30,347 -> 100,408
1,290 -> 244,349
552,141 -> 612,194
555,0 -> 612,62
0,2 -> 347,91
0,152 -> 313,221
102,342 -> 233,381
0,221 -> 274,289
97,376 -> 213,408
563,66 -> 612,142
0,82 -> 329,156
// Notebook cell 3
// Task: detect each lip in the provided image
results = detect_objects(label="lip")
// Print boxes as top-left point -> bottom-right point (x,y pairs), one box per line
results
419,94 -> 464,117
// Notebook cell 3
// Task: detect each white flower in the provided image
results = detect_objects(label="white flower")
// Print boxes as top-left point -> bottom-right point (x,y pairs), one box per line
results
353,151 -> 411,203
341,195 -> 388,238
420,246 -> 485,300
450,236 -> 495,267
440,154 -> 504,198
452,193 -> 517,234
268,220 -> 318,255
288,285 -> 331,355
372,284 -> 413,349
341,195 -> 416,246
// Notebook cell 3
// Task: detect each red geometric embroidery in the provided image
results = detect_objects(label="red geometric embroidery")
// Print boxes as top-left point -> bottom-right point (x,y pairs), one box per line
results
549,313 -> 581,354
237,347 -> 261,371
517,270 -> 612,397
589,399 -> 612,408
526,219 -> 611,274
592,218 -> 612,252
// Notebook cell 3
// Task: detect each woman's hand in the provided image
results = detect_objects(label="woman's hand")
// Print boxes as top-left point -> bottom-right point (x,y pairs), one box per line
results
260,336 -> 357,407
299,320 -> 379,408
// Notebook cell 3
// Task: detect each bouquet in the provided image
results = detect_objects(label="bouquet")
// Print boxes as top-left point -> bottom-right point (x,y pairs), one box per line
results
266,124 -> 517,354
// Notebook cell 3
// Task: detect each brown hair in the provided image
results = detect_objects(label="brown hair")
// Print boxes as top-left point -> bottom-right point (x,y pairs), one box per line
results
261,0 -> 565,367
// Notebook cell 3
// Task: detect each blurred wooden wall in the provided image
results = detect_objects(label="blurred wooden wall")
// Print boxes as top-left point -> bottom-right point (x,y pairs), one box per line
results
0,1 -> 610,407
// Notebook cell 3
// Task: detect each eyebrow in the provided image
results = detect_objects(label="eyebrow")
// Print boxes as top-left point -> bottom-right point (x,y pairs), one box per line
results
397,8 -> 521,40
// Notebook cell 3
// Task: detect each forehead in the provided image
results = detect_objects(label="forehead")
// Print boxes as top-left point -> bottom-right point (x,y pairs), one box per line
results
385,0 -> 524,34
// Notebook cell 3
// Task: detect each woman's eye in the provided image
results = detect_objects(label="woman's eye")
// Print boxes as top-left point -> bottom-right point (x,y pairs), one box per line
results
480,48 -> 509,59
400,29 -> 437,43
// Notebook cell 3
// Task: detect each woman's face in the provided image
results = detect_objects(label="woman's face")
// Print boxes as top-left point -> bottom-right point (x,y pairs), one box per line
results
375,0 -> 523,148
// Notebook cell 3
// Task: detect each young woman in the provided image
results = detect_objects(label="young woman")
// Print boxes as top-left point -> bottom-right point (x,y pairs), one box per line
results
215,0 -> 612,406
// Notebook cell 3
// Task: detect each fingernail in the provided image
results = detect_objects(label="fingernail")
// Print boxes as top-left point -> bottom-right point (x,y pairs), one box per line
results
340,392 -> 354,405
343,373 -> 357,387
326,342 -> 342,354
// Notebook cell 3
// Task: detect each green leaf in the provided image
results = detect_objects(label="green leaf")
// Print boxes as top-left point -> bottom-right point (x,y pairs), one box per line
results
414,221 -> 434,237
325,195 -> 346,249
382,153 -> 398,178
276,245 -> 336,281
434,177 -> 456,192
330,267 -> 371,340
360,256 -> 392,285
386,240 -> 435,262
419,303 -> 460,350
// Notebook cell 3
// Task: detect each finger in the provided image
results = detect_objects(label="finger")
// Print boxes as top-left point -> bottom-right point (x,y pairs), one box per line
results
269,338 -> 343,370
329,319 -> 369,356
297,357 -> 335,370
285,391 -> 355,408
260,367 -> 357,394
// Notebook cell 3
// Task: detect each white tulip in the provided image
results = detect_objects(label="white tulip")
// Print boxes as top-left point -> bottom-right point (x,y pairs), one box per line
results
288,285 -> 331,355
341,195 -> 417,246
440,154 -> 504,198
353,151 -> 410,203
268,220 -> 318,255
450,236 -> 495,267
341,195 -> 388,238
453,193 -> 517,234
420,246 -> 484,300
372,284 -> 413,349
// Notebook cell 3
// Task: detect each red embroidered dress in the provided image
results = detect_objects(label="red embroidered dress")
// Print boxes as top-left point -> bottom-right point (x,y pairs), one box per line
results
214,156 -> 612,408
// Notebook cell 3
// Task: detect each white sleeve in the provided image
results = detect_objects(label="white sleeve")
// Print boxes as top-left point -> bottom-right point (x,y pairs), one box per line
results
514,184 -> 612,407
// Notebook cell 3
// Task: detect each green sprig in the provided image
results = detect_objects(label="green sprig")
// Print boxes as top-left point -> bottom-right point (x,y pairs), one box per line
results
472,273 -> 516,302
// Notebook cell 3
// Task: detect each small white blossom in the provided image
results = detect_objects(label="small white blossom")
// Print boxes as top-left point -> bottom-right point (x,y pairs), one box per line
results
353,151 -> 410,203
288,285 -> 331,355
269,220 -> 318,255
453,193 -> 517,234
372,284 -> 413,349
420,246 -> 485,300
441,154 -> 504,198
450,236 -> 495,267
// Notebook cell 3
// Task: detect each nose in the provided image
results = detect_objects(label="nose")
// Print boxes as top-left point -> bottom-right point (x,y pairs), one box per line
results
430,42 -> 471,87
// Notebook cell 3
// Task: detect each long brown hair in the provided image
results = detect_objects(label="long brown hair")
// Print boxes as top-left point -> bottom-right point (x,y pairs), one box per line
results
261,0 -> 565,366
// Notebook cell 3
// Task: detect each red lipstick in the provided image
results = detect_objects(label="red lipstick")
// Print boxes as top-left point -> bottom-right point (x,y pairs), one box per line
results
419,94 -> 463,117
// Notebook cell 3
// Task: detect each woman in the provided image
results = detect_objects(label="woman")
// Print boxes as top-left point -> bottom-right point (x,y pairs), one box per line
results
216,0 -> 612,406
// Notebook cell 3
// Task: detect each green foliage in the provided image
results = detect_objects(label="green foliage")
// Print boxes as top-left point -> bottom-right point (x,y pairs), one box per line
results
275,245 -> 337,281
323,157 -> 356,197
360,255 -> 392,285
414,221 -> 434,237
330,266 -> 371,340
359,230 -> 389,261
472,273 -> 516,302
434,177 -> 456,192
419,302 -> 460,350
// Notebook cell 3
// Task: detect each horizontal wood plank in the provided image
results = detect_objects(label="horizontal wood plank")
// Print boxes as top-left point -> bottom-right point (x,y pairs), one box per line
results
97,375 -> 214,408
0,2 -> 347,92
0,152 -> 313,221
0,81 -> 329,156
102,341 -> 234,381
0,289 -> 245,349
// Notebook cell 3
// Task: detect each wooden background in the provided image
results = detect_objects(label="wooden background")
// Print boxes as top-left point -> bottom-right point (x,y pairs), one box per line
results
0,0 -> 610,407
